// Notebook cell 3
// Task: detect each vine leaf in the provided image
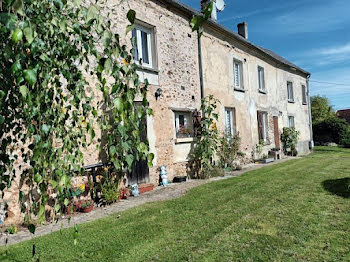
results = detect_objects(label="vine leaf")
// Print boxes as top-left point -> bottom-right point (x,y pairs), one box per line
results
126,24 -> 135,35
19,85 -> 28,98
41,124 -> 50,135
12,0 -> 24,16
23,24 -> 34,44
127,10 -> 136,24
28,224 -> 36,234
23,69 -> 37,86
86,5 -> 99,23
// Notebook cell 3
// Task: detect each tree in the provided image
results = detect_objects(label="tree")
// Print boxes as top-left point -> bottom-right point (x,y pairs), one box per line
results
311,95 -> 335,124
0,0 -> 153,236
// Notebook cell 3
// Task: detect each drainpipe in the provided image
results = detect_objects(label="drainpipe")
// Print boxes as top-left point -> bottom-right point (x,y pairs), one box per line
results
307,74 -> 314,151
197,29 -> 205,116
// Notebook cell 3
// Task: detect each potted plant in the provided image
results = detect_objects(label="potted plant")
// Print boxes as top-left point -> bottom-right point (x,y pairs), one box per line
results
80,200 -> 94,213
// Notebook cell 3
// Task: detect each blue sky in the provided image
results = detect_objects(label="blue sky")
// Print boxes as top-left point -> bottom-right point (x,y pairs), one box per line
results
181,0 -> 350,110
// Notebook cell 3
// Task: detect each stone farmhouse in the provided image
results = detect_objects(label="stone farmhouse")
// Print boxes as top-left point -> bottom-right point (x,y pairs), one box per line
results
96,0 -> 313,186
2,0 -> 314,225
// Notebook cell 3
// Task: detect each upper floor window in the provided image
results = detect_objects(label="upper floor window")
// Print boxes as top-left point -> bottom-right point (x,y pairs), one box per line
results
258,66 -> 266,93
302,85 -> 307,105
257,111 -> 268,142
233,59 -> 244,91
225,108 -> 236,137
132,24 -> 155,69
174,111 -> 194,138
288,116 -> 295,128
287,81 -> 294,102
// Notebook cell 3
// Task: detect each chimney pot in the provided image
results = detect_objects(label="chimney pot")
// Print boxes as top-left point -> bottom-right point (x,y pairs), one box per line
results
237,22 -> 248,39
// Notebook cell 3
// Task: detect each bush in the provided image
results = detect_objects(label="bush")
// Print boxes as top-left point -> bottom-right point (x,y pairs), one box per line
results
281,127 -> 300,156
217,133 -> 241,169
313,117 -> 349,145
340,129 -> 350,148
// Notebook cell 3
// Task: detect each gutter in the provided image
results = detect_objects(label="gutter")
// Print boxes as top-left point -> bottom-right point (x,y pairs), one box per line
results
307,75 -> 314,150
197,29 -> 204,101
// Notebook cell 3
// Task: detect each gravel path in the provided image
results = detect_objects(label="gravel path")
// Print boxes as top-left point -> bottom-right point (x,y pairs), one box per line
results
1,157 -> 297,246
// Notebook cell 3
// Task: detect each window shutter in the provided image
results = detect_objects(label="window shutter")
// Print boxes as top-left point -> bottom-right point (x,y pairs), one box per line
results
302,85 -> 307,104
257,111 -> 263,140
193,110 -> 202,137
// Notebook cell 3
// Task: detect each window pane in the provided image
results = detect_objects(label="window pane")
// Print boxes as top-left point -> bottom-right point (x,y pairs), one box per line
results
234,61 -> 242,88
175,112 -> 194,138
225,109 -> 232,136
141,31 -> 149,64
302,85 -> 307,104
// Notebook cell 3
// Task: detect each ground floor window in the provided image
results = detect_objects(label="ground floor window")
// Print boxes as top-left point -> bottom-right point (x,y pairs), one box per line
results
288,116 -> 295,128
225,108 -> 236,137
174,111 -> 194,138
258,111 -> 268,142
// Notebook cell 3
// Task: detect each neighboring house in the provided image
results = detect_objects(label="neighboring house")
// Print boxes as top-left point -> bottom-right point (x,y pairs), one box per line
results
337,109 -> 350,124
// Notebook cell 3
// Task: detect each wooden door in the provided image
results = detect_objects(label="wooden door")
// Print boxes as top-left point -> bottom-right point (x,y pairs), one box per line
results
273,116 -> 280,150
128,103 -> 150,184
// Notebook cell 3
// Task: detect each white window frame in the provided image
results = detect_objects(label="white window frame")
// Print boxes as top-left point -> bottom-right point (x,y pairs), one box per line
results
288,116 -> 295,128
233,59 -> 244,91
174,111 -> 194,138
262,112 -> 268,142
133,25 -> 154,69
225,108 -> 236,137
287,81 -> 294,102
258,66 -> 266,93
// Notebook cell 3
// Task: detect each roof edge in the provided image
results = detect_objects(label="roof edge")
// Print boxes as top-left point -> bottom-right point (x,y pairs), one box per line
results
159,0 -> 311,77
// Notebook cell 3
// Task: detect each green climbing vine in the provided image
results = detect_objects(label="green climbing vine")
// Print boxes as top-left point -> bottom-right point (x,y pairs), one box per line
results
0,0 -> 153,234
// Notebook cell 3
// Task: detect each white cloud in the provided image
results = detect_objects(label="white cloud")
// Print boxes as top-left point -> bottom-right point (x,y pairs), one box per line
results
253,0 -> 350,34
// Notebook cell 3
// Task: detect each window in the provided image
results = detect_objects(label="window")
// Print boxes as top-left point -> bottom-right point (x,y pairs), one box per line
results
174,111 -> 194,138
132,25 -> 154,69
225,108 -> 236,137
302,85 -> 307,105
258,66 -> 266,93
287,82 -> 294,102
233,59 -> 243,90
257,111 -> 268,142
288,116 -> 295,128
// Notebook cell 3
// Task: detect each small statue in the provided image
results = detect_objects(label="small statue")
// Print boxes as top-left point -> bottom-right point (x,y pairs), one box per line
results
160,165 -> 169,186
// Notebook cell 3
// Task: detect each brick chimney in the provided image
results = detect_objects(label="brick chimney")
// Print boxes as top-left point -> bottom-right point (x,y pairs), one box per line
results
237,22 -> 248,39
201,0 -> 217,20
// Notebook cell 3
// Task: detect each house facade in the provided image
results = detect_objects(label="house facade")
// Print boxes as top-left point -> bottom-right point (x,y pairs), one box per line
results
2,0 -> 313,225
337,109 -> 350,124
84,0 -> 313,184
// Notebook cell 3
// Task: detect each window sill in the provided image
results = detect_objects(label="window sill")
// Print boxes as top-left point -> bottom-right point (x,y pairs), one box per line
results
258,89 -> 267,94
175,137 -> 196,144
234,88 -> 245,93
288,100 -> 295,104
136,65 -> 159,74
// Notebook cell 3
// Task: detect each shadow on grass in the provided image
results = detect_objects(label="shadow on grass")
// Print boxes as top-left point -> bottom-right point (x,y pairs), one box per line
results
322,178 -> 350,198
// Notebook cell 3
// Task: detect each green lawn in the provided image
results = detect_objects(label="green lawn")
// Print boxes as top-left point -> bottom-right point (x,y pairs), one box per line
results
1,147 -> 350,261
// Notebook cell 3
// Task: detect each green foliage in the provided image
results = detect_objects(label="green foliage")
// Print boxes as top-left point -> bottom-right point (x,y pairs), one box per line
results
281,127 -> 300,156
190,0 -> 213,34
217,132 -> 241,169
100,181 -> 120,204
255,139 -> 264,159
190,95 -> 220,178
340,128 -> 350,148
0,0 -> 152,233
311,95 -> 335,125
313,116 -> 349,145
